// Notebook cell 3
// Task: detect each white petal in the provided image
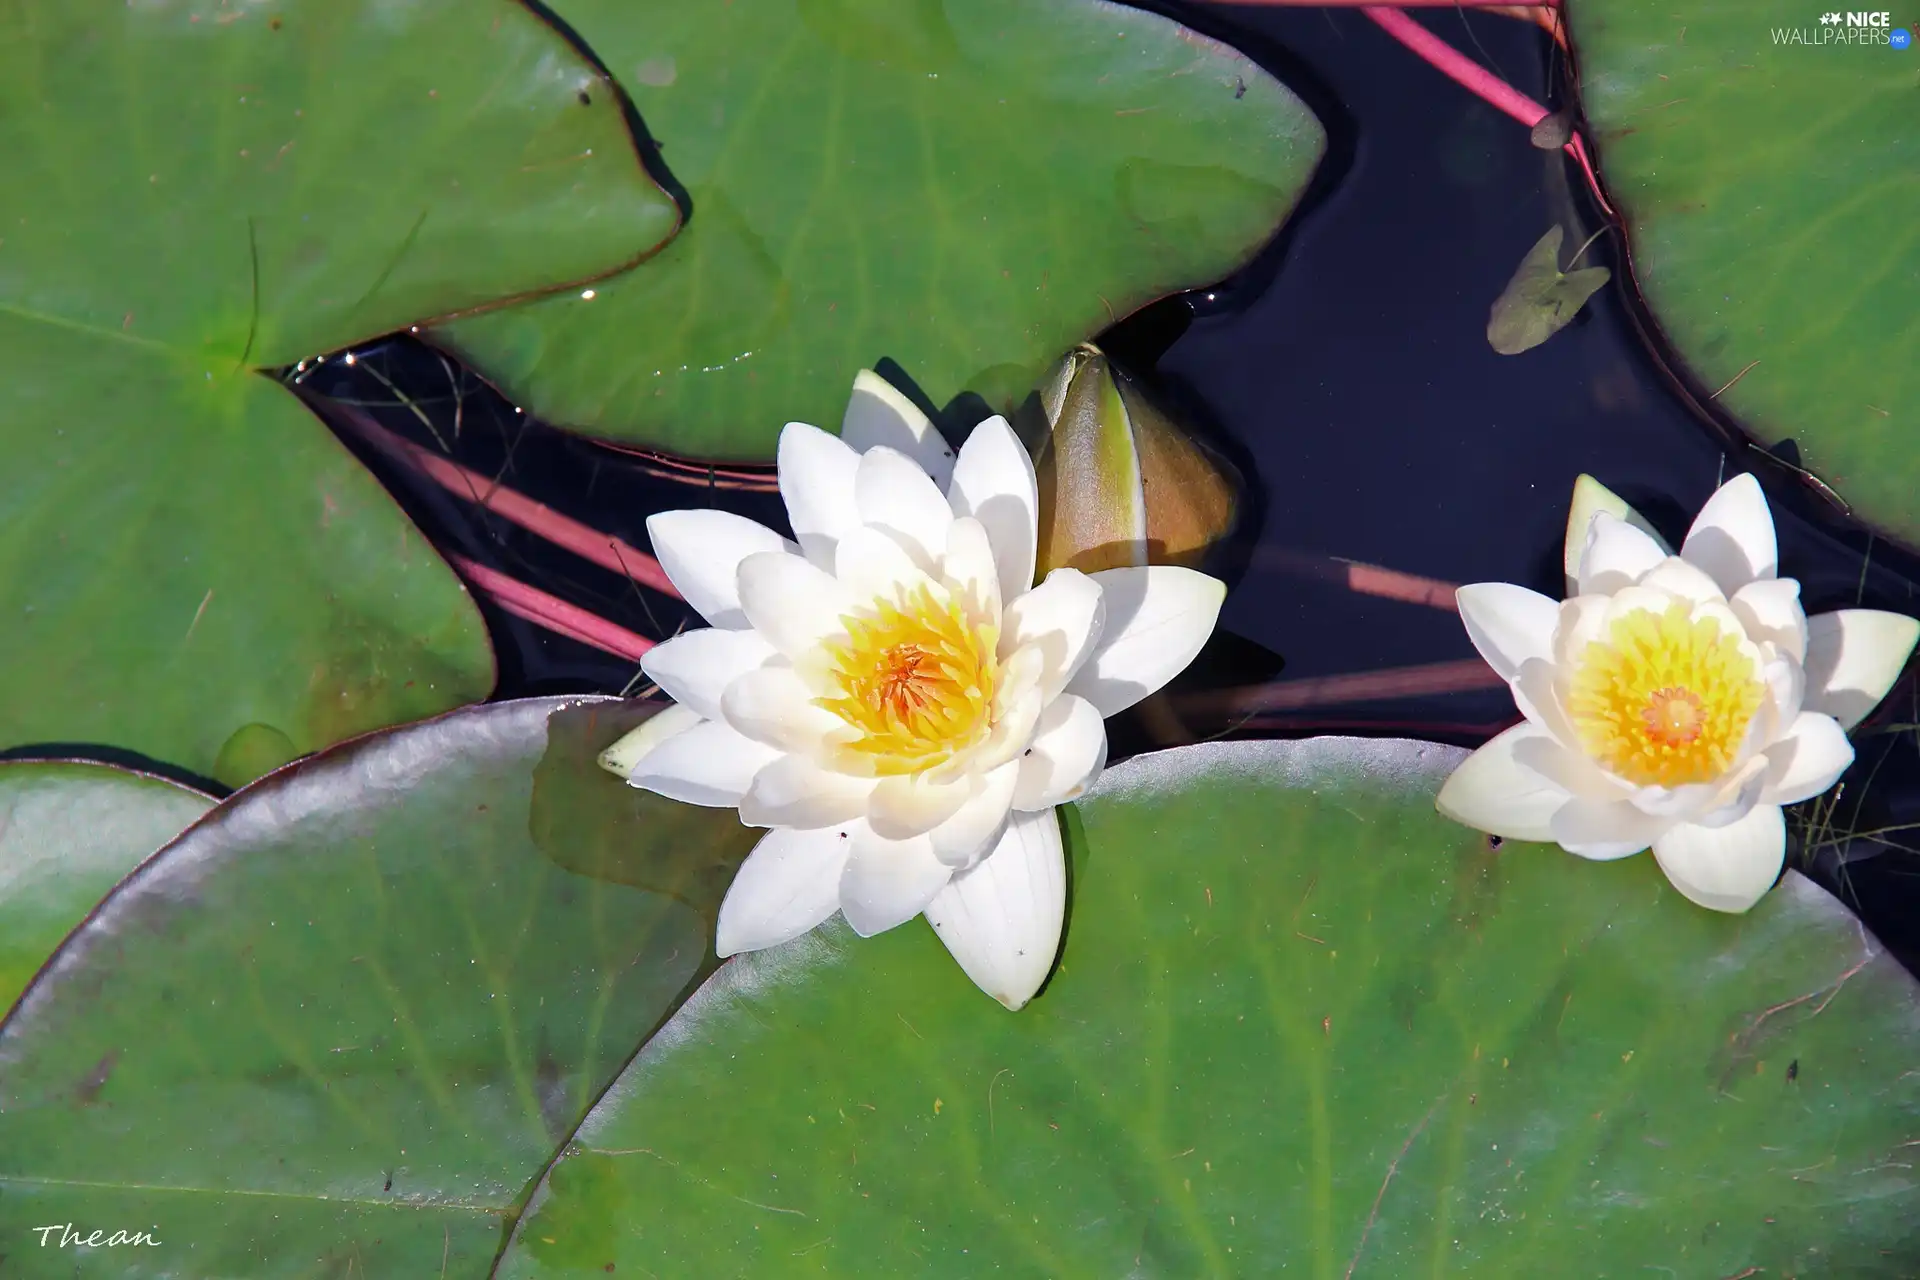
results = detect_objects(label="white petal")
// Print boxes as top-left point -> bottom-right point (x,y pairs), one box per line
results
1803,609 -> 1920,730
966,670 -> 1049,775
715,827 -> 851,956
739,756 -> 876,829
923,808 -> 1066,1010
721,666 -> 848,754
1433,723 -> 1570,842
737,550 -> 853,658
1013,695 -> 1107,810
838,823 -> 953,937
843,369 -> 955,488
1681,472 -> 1777,594
1761,656 -> 1805,735
928,760 -> 1019,868
1067,566 -> 1225,717
627,718 -> 781,808
1512,658 -> 1580,745
870,773 -> 973,840
639,628 -> 776,722
941,516 -> 1001,620
777,421 -> 862,568
1509,729 -> 1629,801
1575,512 -> 1671,598
1730,578 -> 1808,663
1628,755 -> 1767,823
1552,595 -> 1612,667
834,524 -> 934,605
1454,583 -> 1560,681
1757,711 -> 1854,806
646,510 -> 795,629
1549,797 -> 1671,860
598,703 -> 702,778
1651,806 -> 1786,913
1566,479 -> 1669,594
1639,556 -> 1725,605
855,445 -> 953,565
948,415 -> 1039,601
1001,568 -> 1105,703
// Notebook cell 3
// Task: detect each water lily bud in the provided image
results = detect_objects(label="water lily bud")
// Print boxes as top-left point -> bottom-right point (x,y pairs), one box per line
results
1563,473 -> 1670,594
1019,344 -> 1240,578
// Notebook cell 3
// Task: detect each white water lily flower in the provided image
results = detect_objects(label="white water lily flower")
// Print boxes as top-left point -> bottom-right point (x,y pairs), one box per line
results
604,370 -> 1226,1009
1438,472 -> 1919,913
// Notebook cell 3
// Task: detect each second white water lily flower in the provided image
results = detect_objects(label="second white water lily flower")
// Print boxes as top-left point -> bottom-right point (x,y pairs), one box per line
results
1438,472 -> 1919,912
604,371 -> 1225,1009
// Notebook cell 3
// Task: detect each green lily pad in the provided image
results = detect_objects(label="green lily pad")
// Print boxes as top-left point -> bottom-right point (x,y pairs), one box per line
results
0,697 -> 737,1277
1571,0 -> 1918,540
1487,225 -> 1612,355
0,0 -> 682,780
0,762 -> 213,1014
436,0 -> 1324,459
497,738 -> 1920,1277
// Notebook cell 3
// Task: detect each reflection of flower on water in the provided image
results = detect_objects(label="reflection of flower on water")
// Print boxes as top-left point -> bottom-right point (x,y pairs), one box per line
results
1438,473 -> 1919,912
600,371 -> 1225,1009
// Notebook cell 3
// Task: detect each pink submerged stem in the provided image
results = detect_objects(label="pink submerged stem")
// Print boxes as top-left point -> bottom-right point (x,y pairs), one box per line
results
1180,658 -> 1504,718
450,556 -> 657,662
1258,548 -> 1459,611
332,404 -> 681,598
1361,6 -> 1617,219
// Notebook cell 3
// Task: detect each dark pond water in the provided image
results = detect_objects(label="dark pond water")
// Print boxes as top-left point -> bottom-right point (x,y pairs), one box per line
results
296,2 -> 1920,965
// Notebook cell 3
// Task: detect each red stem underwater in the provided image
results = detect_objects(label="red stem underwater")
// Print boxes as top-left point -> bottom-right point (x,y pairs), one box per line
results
1360,7 -> 1616,218
450,556 -> 657,662
332,403 -> 681,598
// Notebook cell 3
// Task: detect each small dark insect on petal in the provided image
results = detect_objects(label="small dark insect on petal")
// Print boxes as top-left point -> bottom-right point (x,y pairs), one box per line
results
1786,1058 -> 1799,1083
1487,835 -> 1504,850
578,90 -> 592,106
384,1170 -> 393,1192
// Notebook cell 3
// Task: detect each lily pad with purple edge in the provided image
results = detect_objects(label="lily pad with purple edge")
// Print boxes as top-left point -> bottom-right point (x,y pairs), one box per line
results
0,761 -> 214,1014
435,0 -> 1325,460
0,698 -> 750,1277
495,737 -> 1920,1277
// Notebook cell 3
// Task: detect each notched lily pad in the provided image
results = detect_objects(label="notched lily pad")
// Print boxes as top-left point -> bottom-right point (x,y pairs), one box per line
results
0,698 -> 713,1276
1487,224 -> 1612,355
0,0 -> 681,779
436,0 -> 1327,458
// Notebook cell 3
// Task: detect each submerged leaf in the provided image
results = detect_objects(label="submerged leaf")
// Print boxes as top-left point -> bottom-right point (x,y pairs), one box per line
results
1487,225 -> 1612,355
1530,109 -> 1573,149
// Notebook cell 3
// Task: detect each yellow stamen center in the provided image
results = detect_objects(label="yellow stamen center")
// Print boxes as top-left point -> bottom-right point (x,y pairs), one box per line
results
1565,600 -> 1763,787
816,582 -> 999,776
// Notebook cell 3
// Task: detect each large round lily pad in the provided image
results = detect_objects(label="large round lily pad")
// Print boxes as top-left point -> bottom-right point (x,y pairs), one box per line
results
0,697 -> 750,1277
1572,0 -> 1919,542
0,0 -> 682,780
498,738 -> 1920,1277
0,762 -> 213,1013
437,0 -> 1325,459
